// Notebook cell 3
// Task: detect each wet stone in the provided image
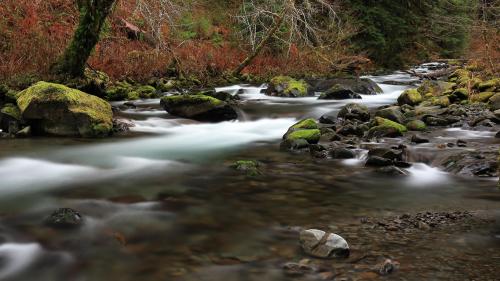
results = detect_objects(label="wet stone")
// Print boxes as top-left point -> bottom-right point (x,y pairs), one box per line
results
411,134 -> 429,144
299,229 -> 350,259
45,208 -> 83,229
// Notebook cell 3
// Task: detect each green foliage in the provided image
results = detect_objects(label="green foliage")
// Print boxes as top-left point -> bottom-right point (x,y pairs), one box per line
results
345,0 -> 475,68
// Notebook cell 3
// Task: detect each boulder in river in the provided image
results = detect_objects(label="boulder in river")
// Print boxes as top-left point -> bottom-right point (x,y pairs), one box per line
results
281,119 -> 321,150
337,103 -> 370,122
367,117 -> 407,138
330,147 -> 356,159
308,77 -> 382,96
16,82 -> 113,137
397,89 -> 422,106
375,106 -> 404,124
318,85 -> 361,100
489,93 -> 500,111
406,119 -> 427,131
0,103 -> 22,134
160,94 -> 237,122
299,229 -> 350,258
45,208 -> 83,229
266,76 -> 309,97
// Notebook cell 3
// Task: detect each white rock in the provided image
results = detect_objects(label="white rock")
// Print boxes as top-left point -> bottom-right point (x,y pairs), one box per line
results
299,229 -> 349,258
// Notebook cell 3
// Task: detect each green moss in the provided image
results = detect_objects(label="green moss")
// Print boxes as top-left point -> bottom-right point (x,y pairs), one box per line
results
106,81 -> 133,101
16,81 -> 113,136
135,85 -> 157,98
286,129 -> 321,143
232,160 -> 260,176
449,69 -> 470,85
398,89 -> 422,106
374,117 -> 407,133
406,120 -> 427,131
478,78 -> 500,92
1,103 -> 21,120
452,88 -> 468,100
161,94 -> 223,107
291,118 -> 318,130
470,92 -> 495,103
270,76 -> 308,97
431,96 -> 450,107
127,91 -> 140,100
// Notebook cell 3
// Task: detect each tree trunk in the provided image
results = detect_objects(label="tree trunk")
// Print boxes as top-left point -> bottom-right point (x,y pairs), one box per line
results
232,9 -> 286,76
53,0 -> 117,78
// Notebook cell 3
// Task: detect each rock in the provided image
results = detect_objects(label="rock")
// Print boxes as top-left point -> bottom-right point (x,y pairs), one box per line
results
394,161 -> 412,168
308,77 -> 382,95
366,156 -> 393,167
17,82 -> 113,137
398,89 -> 422,106
430,96 -> 450,108
376,166 -> 408,176
105,81 -> 134,101
15,126 -> 31,138
368,148 -> 402,161
160,94 -> 237,122
338,103 -> 370,122
337,123 -> 364,137
0,103 -> 22,133
281,119 -> 321,150
286,129 -> 321,144
266,76 -> 309,97
318,85 -> 362,100
406,119 -> 427,131
330,147 -> 356,159
372,117 -> 407,134
450,88 -> 468,101
417,221 -> 431,230
65,68 -> 110,98
489,93 -> 500,111
299,229 -> 350,258
477,78 -> 500,92
282,262 -> 315,276
411,134 -> 430,144
470,92 -> 495,103
375,106 -> 405,124
231,160 -> 260,176
457,139 -> 467,147
204,91 -> 239,102
449,69 -> 471,85
319,113 -> 336,124
496,131 -> 500,138
375,259 -> 400,276
45,208 -> 83,229
423,115 -> 450,126
129,85 -> 158,99
367,126 -> 402,139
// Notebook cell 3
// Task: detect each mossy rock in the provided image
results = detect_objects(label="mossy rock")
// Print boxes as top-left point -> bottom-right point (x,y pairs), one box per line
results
160,94 -> 237,122
291,118 -> 319,130
318,85 -> 361,100
431,96 -> 450,108
16,82 -> 113,137
134,85 -> 158,99
231,160 -> 261,176
338,103 -> 370,121
286,129 -> 321,143
478,78 -> 500,92
470,92 -> 495,103
489,93 -> 500,111
375,106 -> 404,124
406,120 -> 427,131
367,126 -> 402,138
106,81 -> 133,101
398,89 -> 422,106
0,103 -> 21,121
373,117 -> 407,133
448,69 -> 470,85
266,76 -> 309,97
451,88 -> 468,100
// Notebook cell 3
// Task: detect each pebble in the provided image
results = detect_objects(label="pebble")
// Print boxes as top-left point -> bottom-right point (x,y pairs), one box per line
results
299,229 -> 350,258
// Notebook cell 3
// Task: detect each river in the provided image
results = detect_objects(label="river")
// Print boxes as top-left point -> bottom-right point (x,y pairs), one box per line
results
0,64 -> 498,280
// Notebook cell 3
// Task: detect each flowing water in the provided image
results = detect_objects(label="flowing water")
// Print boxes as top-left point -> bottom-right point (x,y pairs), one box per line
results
0,65 -> 499,280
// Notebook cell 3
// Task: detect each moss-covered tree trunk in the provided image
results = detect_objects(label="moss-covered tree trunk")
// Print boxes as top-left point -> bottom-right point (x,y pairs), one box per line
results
53,0 -> 116,78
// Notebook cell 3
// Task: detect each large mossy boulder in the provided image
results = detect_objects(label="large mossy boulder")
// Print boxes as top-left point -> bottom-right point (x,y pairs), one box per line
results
337,103 -> 370,121
65,68 -> 110,98
398,89 -> 422,106
266,76 -> 309,97
0,103 -> 22,133
318,85 -> 361,100
16,82 -> 113,137
478,78 -> 500,92
160,94 -> 237,122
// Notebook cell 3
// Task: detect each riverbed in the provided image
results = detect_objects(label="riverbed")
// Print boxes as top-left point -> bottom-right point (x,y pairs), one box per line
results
0,65 -> 499,281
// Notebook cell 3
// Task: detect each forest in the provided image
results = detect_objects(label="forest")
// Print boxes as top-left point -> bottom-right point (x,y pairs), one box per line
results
0,0 -> 499,280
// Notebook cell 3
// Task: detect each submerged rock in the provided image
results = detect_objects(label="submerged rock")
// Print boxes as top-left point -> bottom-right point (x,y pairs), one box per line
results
266,76 -> 309,97
45,208 -> 83,229
299,229 -> 350,258
231,160 -> 261,176
330,147 -> 356,159
160,94 -> 237,122
16,82 -> 113,137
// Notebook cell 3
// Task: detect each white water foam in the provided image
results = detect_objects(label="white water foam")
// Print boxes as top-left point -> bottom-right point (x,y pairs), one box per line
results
0,243 -> 43,279
406,163 -> 449,187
